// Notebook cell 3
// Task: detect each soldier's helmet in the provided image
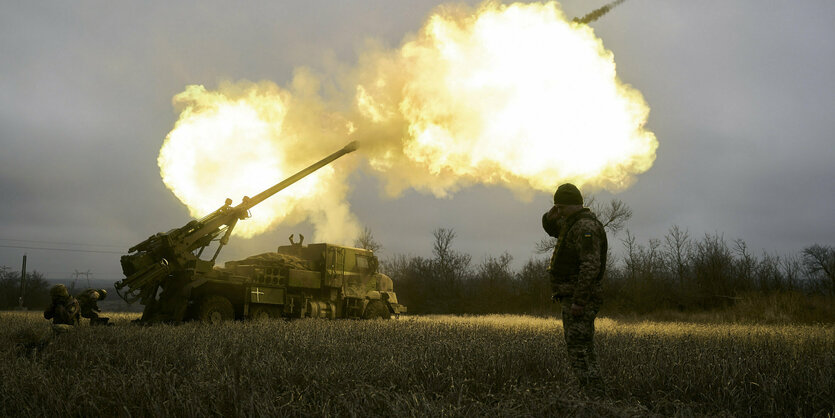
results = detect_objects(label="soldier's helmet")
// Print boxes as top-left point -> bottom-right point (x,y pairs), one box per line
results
50,284 -> 69,299
98,289 -> 108,299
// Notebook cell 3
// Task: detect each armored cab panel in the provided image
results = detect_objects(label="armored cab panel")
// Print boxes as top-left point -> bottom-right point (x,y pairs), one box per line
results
288,269 -> 321,289
276,243 -> 381,298
320,245 -> 376,299
248,286 -> 284,305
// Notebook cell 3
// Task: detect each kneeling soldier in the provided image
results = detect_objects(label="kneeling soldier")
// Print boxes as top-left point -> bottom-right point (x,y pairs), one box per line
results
44,284 -> 81,332
76,288 -> 111,325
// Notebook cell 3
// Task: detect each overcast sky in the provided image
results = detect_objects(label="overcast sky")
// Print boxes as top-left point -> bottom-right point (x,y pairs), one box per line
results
1,1 -> 833,283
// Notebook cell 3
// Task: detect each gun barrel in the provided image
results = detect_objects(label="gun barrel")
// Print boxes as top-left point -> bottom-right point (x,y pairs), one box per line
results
238,141 -> 359,211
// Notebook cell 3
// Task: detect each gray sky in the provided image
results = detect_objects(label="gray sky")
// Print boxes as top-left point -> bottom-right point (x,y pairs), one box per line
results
1,1 -> 833,283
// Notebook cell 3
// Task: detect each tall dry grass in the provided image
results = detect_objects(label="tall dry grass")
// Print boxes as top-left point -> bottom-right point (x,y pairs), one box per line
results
0,311 -> 832,416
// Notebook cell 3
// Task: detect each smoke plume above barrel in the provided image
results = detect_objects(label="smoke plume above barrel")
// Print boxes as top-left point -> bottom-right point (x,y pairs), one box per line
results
158,1 -> 657,241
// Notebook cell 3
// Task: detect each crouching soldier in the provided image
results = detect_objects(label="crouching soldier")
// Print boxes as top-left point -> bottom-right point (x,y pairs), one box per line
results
76,288 -> 111,326
44,284 -> 80,333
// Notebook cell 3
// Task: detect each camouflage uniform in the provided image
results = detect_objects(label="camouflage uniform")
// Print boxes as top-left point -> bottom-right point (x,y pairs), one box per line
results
44,284 -> 81,327
543,206 -> 608,390
76,288 -> 110,325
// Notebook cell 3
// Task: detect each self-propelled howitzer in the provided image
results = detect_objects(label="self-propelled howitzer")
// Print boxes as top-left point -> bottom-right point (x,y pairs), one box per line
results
116,141 -> 361,322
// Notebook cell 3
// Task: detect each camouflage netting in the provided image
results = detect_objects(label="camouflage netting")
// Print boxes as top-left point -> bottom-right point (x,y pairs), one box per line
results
223,252 -> 309,270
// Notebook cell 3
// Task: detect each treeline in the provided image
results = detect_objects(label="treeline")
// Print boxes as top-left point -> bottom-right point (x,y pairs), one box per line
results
0,270 -> 51,309
607,228 -> 834,313
379,226 -> 835,320
382,228 -> 553,315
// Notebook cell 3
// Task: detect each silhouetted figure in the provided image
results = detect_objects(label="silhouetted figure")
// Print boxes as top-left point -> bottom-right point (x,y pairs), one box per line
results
542,183 -> 608,395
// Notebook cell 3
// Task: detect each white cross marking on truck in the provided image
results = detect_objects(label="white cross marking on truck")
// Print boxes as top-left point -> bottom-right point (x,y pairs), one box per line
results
251,288 -> 265,302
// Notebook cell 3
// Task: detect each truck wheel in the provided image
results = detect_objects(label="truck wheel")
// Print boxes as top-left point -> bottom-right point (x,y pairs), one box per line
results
363,300 -> 391,320
249,305 -> 277,321
196,296 -> 234,324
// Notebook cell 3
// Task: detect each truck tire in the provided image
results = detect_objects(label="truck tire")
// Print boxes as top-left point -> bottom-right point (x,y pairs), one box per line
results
363,300 -> 391,320
249,305 -> 278,321
196,296 -> 234,324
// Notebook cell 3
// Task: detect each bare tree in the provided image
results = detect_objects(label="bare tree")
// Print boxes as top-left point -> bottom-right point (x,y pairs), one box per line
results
780,254 -> 803,290
802,244 -> 835,294
433,228 -> 455,264
733,238 -> 756,290
535,237 -> 557,254
354,226 -> 382,253
647,238 -> 663,277
430,228 -> 471,311
536,197 -> 633,253
589,197 -> 633,236
663,225 -> 691,286
433,228 -> 472,271
621,230 -> 639,282
692,232 -> 737,303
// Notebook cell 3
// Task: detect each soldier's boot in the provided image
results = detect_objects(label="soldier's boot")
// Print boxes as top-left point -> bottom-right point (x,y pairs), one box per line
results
581,343 -> 605,397
582,376 -> 606,398
571,355 -> 605,398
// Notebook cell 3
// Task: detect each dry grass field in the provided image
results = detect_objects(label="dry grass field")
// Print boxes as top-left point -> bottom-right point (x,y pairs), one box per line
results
1,311 -> 832,417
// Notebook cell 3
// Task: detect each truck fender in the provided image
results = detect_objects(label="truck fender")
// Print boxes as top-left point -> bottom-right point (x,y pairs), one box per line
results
180,278 -> 208,297
365,290 -> 382,300
379,291 -> 398,305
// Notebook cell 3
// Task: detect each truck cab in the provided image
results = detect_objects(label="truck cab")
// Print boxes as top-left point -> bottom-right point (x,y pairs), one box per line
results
187,239 -> 405,323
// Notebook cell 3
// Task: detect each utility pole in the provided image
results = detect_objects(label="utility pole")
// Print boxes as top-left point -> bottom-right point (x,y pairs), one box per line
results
19,254 -> 27,309
73,269 -> 93,289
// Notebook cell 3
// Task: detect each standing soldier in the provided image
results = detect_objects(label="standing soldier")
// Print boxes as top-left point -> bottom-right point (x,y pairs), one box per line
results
76,288 -> 111,325
542,183 -> 608,394
44,284 -> 81,331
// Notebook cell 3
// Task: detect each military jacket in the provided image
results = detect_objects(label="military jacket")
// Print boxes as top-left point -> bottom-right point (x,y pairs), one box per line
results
44,296 -> 81,326
76,289 -> 101,312
542,208 -> 607,306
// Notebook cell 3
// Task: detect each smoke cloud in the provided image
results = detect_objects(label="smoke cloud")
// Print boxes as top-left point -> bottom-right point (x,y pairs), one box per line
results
158,81 -> 361,243
158,1 -> 657,242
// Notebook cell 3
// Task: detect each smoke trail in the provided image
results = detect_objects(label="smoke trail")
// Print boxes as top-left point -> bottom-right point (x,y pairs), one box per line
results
573,0 -> 627,24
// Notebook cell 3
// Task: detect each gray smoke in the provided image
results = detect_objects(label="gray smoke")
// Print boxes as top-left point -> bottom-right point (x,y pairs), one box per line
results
573,0 -> 627,24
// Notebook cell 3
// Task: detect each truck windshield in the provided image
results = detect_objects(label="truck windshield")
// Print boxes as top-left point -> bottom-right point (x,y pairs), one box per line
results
356,254 -> 369,271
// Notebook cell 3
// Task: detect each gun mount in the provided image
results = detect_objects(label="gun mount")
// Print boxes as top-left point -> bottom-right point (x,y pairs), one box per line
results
115,141 -> 376,322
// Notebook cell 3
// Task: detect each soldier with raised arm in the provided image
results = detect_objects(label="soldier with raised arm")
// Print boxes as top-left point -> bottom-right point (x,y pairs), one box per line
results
542,183 -> 608,394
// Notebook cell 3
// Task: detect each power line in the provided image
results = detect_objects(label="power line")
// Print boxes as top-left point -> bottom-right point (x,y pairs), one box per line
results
41,271 -> 124,277
0,238 -> 125,249
0,244 -> 123,254
1,266 -> 124,281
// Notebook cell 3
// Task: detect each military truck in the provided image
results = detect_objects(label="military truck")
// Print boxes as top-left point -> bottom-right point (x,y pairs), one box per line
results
115,141 -> 406,323
212,235 -> 404,322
